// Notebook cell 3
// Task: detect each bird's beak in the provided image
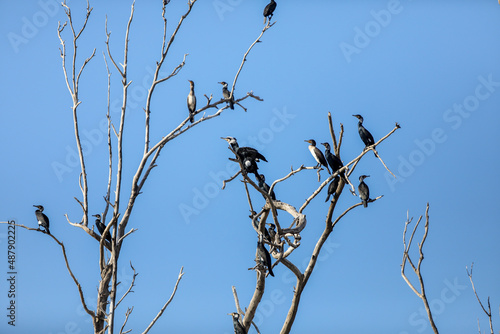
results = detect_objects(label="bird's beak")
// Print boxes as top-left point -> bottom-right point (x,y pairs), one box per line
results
33,205 -> 38,208
304,140 -> 310,143
218,82 -> 222,84
220,137 -> 229,141
366,175 -> 370,178
92,214 -> 99,217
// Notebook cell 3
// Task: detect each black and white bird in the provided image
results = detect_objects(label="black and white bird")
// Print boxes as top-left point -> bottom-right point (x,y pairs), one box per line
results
358,175 -> 370,208
93,214 -> 111,243
33,205 -> 50,234
187,80 -> 196,123
305,139 -> 331,174
228,312 -> 246,334
218,81 -> 234,109
267,223 -> 276,244
221,137 -> 267,177
257,234 -> 274,277
263,0 -> 277,24
353,114 -> 378,157
325,175 -> 340,202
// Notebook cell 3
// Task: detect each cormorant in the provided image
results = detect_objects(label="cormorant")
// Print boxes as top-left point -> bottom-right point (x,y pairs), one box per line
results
325,175 -> 340,202
353,114 -> 378,157
305,139 -> 331,174
228,312 -> 246,334
33,205 -> 50,234
257,174 -> 276,201
187,80 -> 196,123
267,223 -> 276,243
93,214 -> 111,243
218,81 -> 234,109
263,0 -> 277,24
221,137 -> 267,177
358,175 -> 370,208
257,234 -> 274,277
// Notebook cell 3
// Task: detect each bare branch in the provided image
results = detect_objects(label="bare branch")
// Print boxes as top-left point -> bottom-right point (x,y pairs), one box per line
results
466,263 -> 494,334
119,307 -> 134,334
116,262 -> 138,309
141,267 -> 185,334
401,203 -> 439,334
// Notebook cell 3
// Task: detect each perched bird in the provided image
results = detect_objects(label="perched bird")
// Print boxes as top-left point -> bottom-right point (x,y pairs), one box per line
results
187,80 -> 196,123
325,175 -> 340,202
257,234 -> 274,277
321,142 -> 345,174
305,139 -> 331,174
358,175 -> 370,208
93,214 -> 111,243
257,174 -> 276,201
221,137 -> 267,177
263,0 -> 277,24
267,223 -> 276,244
33,205 -> 50,234
228,312 -> 246,334
353,114 -> 377,157
218,81 -> 234,109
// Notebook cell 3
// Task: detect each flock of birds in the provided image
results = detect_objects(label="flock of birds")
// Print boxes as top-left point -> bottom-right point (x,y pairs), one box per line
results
221,112 -> 379,333
30,2 -> 379,333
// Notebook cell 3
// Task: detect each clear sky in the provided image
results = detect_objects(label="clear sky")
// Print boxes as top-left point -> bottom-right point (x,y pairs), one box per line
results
1,1 -> 500,333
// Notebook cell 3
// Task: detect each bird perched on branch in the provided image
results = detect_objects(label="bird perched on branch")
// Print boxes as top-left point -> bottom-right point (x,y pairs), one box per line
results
33,205 -> 50,234
263,0 -> 277,24
187,80 -> 196,123
228,312 -> 246,334
221,137 -> 267,177
257,174 -> 276,201
218,81 -> 234,109
353,114 -> 378,157
93,214 -> 111,243
267,223 -> 277,244
257,234 -> 274,277
305,139 -> 330,174
358,175 -> 370,208
321,142 -> 347,181
325,175 -> 340,202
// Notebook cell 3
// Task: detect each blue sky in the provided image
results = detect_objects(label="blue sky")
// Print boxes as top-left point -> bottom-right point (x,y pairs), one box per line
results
1,1 -> 500,333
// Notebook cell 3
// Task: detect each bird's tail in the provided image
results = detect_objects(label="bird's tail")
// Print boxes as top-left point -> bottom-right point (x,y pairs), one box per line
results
325,193 -> 331,202
268,266 -> 274,277
363,200 -> 368,208
45,227 -> 51,234
189,113 -> 194,123
229,98 -> 234,110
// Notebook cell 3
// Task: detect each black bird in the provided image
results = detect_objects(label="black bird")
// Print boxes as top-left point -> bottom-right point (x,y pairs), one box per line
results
257,234 -> 274,277
228,312 -> 246,334
325,175 -> 340,202
218,81 -> 234,109
358,175 -> 370,208
257,174 -> 276,201
93,214 -> 111,243
33,205 -> 50,234
267,223 -> 276,244
187,80 -> 196,123
305,139 -> 331,174
353,114 -> 378,157
221,137 -> 267,177
263,0 -> 277,24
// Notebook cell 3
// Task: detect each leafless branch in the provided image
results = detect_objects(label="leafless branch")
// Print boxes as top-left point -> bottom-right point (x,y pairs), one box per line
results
116,262 -> 138,309
141,267 -> 185,334
401,203 -> 439,334
466,263 -> 494,334
119,307 -> 134,334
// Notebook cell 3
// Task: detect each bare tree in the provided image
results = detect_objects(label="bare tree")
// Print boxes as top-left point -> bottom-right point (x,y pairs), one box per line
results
223,111 -> 401,333
2,1 -> 267,333
401,203 -> 439,334
466,263 -> 494,334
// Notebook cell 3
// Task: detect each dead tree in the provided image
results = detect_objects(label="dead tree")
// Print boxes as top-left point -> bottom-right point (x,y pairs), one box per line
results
223,112 -> 400,333
1,1 -> 268,333
401,203 -> 439,334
